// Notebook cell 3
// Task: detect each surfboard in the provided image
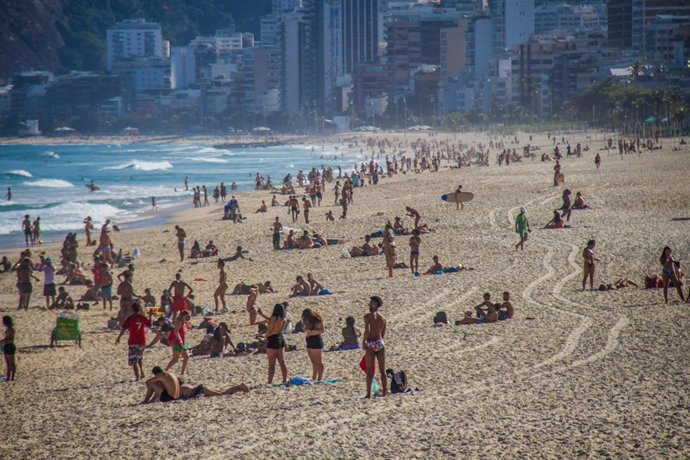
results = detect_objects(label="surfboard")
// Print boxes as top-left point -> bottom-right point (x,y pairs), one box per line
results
441,192 -> 474,203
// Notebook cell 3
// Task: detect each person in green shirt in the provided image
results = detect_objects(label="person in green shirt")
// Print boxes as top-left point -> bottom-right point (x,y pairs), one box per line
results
515,207 -> 531,251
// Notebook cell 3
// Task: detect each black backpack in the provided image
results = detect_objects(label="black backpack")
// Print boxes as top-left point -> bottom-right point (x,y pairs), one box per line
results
433,311 -> 448,325
386,368 -> 408,394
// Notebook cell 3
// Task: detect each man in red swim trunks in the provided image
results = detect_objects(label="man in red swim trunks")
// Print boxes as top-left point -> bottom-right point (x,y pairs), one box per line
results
168,272 -> 193,322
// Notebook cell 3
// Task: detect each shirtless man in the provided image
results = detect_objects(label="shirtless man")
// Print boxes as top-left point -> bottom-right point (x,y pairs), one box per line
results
298,231 -> 313,250
141,366 -> 181,404
169,272 -> 193,322
306,273 -> 323,295
289,196 -> 299,223
292,276 -> 311,296
582,240 -> 600,291
497,292 -> 514,320
16,257 -> 39,310
22,215 -> 33,247
454,185 -> 464,210
405,207 -> 421,229
214,260 -> 228,313
424,255 -> 443,275
595,153 -> 601,169
174,226 -> 187,262
116,272 -> 138,325
409,230 -> 421,274
340,195 -> 348,220
474,293 -> 498,323
246,285 -> 259,324
383,235 -> 397,278
363,296 -> 387,398
302,197 -> 311,224
553,160 -> 562,187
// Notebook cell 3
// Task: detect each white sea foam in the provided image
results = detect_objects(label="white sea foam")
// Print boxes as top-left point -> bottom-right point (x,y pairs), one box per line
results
42,151 -> 60,159
0,202 -> 129,235
184,157 -> 229,164
24,179 -> 75,188
5,169 -> 33,177
102,160 -> 173,172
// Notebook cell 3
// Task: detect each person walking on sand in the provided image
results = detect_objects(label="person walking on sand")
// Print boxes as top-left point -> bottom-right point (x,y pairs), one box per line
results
174,225 -> 186,262
582,240 -> 600,291
2,315 -> 17,381
214,260 -> 228,313
302,308 -> 325,381
16,257 -> 39,310
32,217 -> 41,244
515,207 -> 531,251
363,296 -> 387,398
258,303 -> 288,384
169,272 -> 193,322
166,311 -> 191,375
115,302 -> 151,381
660,246 -> 686,303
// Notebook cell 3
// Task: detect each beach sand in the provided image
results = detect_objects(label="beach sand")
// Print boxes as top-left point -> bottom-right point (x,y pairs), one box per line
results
0,131 -> 688,459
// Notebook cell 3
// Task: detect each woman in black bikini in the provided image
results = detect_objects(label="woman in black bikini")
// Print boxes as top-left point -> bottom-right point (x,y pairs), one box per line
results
259,303 -> 288,384
302,309 -> 325,381
660,247 -> 686,303
2,315 -> 16,381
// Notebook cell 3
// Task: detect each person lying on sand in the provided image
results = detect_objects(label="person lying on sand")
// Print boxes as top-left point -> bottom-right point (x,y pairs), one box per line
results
423,255 -> 443,275
598,278 -> 639,291
179,381 -> 249,400
349,235 -> 380,257
222,246 -> 251,262
232,281 -> 275,295
311,233 -> 327,248
191,322 -> 236,357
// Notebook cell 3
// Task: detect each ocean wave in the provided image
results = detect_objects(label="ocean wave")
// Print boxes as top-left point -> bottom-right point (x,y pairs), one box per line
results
5,169 -> 33,177
184,157 -> 229,164
24,179 -> 75,188
0,202 -> 129,235
102,160 -> 173,172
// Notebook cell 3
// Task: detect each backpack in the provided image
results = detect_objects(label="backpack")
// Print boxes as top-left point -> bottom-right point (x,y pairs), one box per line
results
386,368 -> 408,394
433,311 -> 449,325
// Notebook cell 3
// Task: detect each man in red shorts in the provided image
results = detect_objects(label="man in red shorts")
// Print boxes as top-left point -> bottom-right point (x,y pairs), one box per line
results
115,302 -> 151,380
168,272 -> 193,322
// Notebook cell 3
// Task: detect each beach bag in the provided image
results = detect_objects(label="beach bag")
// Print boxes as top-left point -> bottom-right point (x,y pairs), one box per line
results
433,311 -> 449,325
386,368 -> 408,394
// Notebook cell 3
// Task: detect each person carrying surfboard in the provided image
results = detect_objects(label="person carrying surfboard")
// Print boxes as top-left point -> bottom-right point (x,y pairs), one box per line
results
455,185 -> 463,210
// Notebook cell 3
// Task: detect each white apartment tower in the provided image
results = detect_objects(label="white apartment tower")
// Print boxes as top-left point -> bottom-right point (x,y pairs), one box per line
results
106,19 -> 164,71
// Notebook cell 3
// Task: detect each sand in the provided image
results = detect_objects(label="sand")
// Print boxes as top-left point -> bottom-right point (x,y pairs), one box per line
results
0,131 -> 689,459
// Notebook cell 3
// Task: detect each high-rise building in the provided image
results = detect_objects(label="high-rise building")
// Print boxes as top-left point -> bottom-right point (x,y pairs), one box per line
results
490,0 -> 535,53
607,0 -> 645,49
106,19 -> 165,71
342,0 -> 380,74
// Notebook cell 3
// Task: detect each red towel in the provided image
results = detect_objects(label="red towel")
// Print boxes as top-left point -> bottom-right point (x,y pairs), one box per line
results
359,355 -> 375,373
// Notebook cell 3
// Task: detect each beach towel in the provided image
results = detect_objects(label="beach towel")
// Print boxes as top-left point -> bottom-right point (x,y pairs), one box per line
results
317,289 -> 332,296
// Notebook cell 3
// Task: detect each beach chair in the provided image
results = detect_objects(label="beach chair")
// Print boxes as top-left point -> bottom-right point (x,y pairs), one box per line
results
50,314 -> 82,348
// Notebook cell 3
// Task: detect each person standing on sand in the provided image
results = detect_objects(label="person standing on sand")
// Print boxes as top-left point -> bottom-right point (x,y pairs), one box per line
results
383,233 -> 397,278
272,217 -> 283,250
455,184 -> 464,210
214,260 -> 228,313
553,160 -> 562,187
302,197 -> 311,224
84,216 -> 94,246
258,303 -> 288,384
409,229 -> 421,274
22,214 -> 33,247
660,246 -> 686,303
302,308 -> 325,381
174,225 -> 186,261
169,272 -> 193,322
16,257 -> 38,310
363,296 -> 387,398
32,217 -> 41,244
166,311 -> 192,375
2,315 -> 16,381
42,257 -> 56,309
515,207 -> 531,251
582,240 -> 600,291
116,271 -> 138,325
115,302 -> 151,381
405,207 -> 421,229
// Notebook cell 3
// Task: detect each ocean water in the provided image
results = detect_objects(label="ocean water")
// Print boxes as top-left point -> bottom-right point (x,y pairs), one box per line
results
0,142 -> 353,247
